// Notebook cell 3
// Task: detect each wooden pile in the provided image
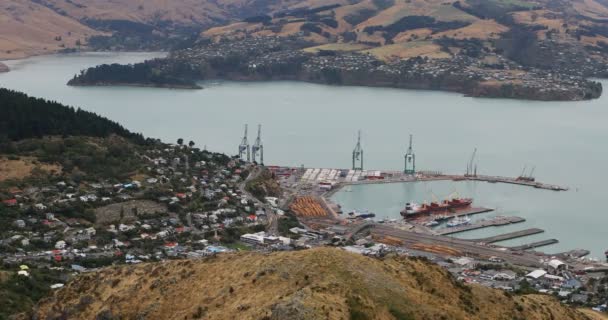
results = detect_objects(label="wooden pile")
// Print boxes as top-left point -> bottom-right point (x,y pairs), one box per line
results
290,196 -> 327,217
410,243 -> 462,256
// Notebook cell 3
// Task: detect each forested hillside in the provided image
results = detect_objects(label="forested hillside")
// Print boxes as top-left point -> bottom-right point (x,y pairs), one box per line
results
0,88 -> 145,143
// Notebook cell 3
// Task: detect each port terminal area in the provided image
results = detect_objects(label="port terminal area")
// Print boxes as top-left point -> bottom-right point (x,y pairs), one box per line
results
271,165 -> 606,271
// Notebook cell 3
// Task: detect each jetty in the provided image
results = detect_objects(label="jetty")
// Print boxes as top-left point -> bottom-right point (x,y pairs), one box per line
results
437,216 -> 525,235
470,228 -> 544,244
510,239 -> 559,250
465,175 -> 568,191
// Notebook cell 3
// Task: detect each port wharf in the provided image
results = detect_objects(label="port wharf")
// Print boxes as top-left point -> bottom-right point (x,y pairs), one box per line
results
510,239 -> 559,250
469,228 -> 545,244
276,166 -> 594,266
436,216 -> 526,235
289,167 -> 569,194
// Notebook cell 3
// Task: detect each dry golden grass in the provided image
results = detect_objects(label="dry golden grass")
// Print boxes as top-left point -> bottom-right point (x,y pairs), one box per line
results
0,0 -> 103,59
573,0 -> 608,20
302,43 -> 370,53
0,156 -> 61,181
432,19 -> 508,40
365,41 -> 450,60
578,308 -> 608,320
392,28 -> 433,42
34,248 -> 592,320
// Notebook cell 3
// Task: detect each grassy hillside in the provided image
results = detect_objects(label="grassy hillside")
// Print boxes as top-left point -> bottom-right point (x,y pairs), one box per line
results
202,0 -> 608,61
0,0 -> 304,59
34,248 -> 591,320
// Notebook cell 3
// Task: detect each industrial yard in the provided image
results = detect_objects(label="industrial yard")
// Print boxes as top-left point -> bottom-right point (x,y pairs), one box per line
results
231,127 -> 608,310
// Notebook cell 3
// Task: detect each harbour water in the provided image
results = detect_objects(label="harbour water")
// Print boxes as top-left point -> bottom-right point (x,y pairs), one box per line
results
1,52 -> 607,257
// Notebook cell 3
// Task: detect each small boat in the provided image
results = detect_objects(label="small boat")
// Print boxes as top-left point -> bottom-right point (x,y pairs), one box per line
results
447,216 -> 471,227
424,220 -> 439,227
344,186 -> 353,192
348,210 -> 376,219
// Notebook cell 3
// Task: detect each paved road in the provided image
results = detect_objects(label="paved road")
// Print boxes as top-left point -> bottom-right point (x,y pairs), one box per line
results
239,166 -> 279,235
370,224 -> 544,267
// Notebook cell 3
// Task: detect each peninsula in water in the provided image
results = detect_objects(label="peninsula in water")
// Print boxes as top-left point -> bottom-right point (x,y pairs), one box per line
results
68,36 -> 603,101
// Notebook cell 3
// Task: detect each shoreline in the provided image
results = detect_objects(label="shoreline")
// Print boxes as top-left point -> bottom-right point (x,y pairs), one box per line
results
68,81 -> 202,90
69,76 -> 603,101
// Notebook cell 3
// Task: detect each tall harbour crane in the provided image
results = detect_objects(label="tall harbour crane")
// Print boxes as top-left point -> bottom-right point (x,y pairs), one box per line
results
238,124 -> 250,161
404,134 -> 416,175
352,130 -> 363,170
252,124 -> 264,165
466,148 -> 477,177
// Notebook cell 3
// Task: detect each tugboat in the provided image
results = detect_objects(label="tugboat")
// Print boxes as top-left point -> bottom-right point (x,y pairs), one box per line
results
348,210 -> 376,219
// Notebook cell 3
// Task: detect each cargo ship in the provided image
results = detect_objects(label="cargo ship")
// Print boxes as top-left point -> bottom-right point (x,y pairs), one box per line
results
401,197 -> 473,219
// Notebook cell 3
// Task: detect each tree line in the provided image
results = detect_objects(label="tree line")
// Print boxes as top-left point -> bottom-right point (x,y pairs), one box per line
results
0,88 -> 146,143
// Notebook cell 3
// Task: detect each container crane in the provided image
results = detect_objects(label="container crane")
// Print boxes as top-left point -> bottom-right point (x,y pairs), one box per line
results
404,134 -> 416,175
466,148 -> 477,177
251,124 -> 264,165
238,124 -> 250,161
352,130 -> 363,170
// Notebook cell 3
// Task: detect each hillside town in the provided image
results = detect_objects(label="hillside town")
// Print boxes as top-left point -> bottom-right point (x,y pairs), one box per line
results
2,136 -> 606,313
157,36 -> 604,100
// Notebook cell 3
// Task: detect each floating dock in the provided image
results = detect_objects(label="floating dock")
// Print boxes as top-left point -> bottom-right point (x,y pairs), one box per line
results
410,207 -> 494,224
470,228 -> 544,244
437,216 -> 525,235
509,239 -> 559,250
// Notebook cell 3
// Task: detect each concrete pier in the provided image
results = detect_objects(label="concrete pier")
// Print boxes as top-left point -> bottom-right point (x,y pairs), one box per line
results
510,239 -> 558,250
470,228 -> 544,244
437,216 -> 525,235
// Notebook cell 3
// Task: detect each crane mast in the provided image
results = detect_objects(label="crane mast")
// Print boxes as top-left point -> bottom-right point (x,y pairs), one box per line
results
466,148 -> 477,177
238,124 -> 250,161
252,124 -> 264,165
404,134 -> 415,175
352,130 -> 363,170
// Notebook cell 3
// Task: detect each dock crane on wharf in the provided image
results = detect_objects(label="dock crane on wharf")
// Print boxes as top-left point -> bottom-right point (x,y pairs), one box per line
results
352,130 -> 363,170
517,165 -> 536,182
404,134 -> 416,175
465,148 -> 477,177
238,124 -> 250,161
251,124 -> 264,165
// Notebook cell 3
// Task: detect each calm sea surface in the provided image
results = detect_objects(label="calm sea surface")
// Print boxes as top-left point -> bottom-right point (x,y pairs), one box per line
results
1,52 -> 607,257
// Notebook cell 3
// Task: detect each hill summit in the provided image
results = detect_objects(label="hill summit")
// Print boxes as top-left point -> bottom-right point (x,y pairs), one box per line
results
34,248 -> 590,320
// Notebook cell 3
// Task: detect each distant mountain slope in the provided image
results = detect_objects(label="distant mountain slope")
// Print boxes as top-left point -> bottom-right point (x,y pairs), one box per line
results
0,0 -> 305,59
202,0 -> 608,61
4,0 -> 608,61
34,248 -> 590,320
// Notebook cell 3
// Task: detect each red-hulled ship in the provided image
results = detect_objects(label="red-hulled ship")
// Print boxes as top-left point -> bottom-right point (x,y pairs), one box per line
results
400,197 -> 473,219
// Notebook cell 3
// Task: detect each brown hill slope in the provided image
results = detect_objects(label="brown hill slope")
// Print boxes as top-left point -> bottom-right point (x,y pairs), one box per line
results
34,248 -> 590,320
0,0 -> 303,60
202,0 -> 608,61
